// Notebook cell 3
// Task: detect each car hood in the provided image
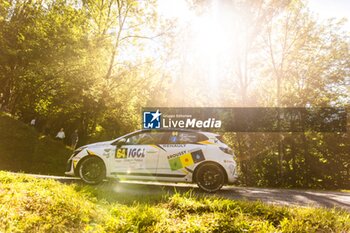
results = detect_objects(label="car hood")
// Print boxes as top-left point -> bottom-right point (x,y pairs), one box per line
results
80,140 -> 114,149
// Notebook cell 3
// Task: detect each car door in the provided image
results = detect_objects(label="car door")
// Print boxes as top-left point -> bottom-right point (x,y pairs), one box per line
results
156,131 -> 208,178
112,131 -> 167,177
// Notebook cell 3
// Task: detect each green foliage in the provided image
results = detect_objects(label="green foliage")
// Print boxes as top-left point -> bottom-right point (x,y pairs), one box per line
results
1,172 -> 350,233
0,0 -> 161,144
223,131 -> 350,189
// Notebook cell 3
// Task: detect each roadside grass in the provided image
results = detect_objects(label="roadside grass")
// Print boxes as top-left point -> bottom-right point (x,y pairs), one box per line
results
74,183 -> 169,206
0,113 -> 72,175
1,171 -> 349,233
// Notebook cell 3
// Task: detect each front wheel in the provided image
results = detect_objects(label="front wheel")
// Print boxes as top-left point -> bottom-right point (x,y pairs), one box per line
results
78,157 -> 106,184
195,163 -> 226,192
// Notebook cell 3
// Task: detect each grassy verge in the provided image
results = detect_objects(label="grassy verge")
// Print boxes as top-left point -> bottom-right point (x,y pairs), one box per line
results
0,113 -> 72,175
0,171 -> 349,233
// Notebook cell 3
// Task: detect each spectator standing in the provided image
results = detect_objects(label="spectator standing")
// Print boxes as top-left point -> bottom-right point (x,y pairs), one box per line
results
70,129 -> 79,149
30,118 -> 36,127
56,128 -> 65,141
44,126 -> 50,135
0,93 -> 3,110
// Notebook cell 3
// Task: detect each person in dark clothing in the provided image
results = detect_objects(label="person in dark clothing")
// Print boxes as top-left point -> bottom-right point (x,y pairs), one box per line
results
70,129 -> 79,149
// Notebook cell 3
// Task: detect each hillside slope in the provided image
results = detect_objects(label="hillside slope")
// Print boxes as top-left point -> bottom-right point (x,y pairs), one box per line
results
0,112 -> 72,175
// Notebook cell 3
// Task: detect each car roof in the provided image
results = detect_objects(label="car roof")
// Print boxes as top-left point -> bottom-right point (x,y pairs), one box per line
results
140,128 -> 200,133
113,128 -> 221,142
139,128 -> 219,136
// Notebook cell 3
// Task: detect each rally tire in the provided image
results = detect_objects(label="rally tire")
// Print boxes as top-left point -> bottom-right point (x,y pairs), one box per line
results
195,162 -> 226,193
78,156 -> 106,185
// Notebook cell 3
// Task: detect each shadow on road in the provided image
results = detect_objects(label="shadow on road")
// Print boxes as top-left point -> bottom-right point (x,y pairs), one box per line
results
84,180 -> 350,211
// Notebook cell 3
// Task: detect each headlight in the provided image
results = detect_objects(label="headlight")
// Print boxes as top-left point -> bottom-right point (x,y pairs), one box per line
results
219,147 -> 233,155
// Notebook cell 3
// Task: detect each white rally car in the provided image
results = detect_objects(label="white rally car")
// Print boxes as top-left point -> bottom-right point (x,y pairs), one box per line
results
65,129 -> 237,192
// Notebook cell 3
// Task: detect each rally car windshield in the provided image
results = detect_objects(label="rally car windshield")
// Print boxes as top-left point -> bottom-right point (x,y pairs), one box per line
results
126,132 -> 166,145
168,132 -> 209,144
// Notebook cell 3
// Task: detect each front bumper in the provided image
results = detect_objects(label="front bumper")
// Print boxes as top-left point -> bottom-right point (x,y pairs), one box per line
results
65,159 -> 75,176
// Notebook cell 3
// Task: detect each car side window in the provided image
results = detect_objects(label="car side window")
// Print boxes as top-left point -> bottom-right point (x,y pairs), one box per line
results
125,132 -> 166,145
168,131 -> 205,144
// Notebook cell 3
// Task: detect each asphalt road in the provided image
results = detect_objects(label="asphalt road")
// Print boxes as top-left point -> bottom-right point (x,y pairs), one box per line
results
25,173 -> 350,211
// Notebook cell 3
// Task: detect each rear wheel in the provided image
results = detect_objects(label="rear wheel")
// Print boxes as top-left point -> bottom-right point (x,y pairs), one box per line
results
78,157 -> 106,184
195,163 -> 225,192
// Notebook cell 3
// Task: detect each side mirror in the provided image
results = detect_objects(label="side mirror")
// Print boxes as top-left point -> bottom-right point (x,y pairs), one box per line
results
116,138 -> 126,146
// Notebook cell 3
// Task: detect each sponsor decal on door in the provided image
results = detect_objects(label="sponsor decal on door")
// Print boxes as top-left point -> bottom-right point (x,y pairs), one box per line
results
168,149 -> 205,171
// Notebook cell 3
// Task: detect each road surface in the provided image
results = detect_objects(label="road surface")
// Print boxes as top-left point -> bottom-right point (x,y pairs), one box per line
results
23,173 -> 350,211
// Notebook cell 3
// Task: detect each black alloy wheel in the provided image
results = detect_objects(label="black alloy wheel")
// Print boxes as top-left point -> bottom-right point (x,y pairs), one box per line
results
195,163 -> 225,192
78,157 -> 106,184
